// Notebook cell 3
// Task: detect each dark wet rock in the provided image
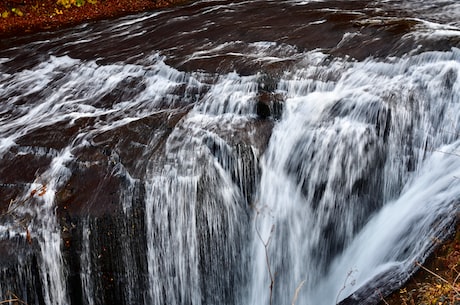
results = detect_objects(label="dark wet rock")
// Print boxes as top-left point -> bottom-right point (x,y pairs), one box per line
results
95,76 -> 147,109
256,100 -> 271,119
256,91 -> 284,120
338,266 -> 410,305
16,117 -> 98,150
55,161 -> 121,217
60,212 -> 149,305
0,150 -> 52,184
0,186 -> 22,215
0,149 -> 52,213
0,237 -> 35,267
91,109 -> 190,177
0,249 -> 44,304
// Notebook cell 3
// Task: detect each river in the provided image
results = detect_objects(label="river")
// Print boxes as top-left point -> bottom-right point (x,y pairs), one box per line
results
0,0 -> 459,304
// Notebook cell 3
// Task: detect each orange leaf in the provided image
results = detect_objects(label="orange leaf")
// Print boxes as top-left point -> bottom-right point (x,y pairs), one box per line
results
38,185 -> 47,196
26,228 -> 32,245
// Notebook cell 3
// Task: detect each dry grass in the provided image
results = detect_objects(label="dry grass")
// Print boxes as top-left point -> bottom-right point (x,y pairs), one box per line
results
0,291 -> 28,305
382,226 -> 460,305
0,0 -> 189,38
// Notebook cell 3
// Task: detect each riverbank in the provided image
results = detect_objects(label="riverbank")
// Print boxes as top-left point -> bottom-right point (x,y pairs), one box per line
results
0,0 -> 189,38
382,220 -> 460,305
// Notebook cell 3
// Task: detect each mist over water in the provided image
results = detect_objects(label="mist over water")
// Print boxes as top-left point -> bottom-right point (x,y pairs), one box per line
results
0,0 -> 459,304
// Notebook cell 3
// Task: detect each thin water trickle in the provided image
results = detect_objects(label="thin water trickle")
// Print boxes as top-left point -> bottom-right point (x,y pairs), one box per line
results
27,149 -> 73,305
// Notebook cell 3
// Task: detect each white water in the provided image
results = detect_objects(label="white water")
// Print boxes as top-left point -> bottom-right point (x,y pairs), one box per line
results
144,71 -> 261,304
0,53 -> 202,304
249,48 -> 460,304
1,48 -> 459,305
26,149 -> 73,305
80,219 -> 95,305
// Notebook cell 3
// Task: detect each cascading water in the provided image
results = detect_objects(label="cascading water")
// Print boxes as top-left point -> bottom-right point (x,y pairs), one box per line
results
249,49 -> 460,305
0,0 -> 459,305
144,72 -> 261,305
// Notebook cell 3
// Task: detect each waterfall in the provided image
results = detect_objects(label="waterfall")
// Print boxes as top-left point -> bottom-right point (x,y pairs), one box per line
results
80,219 -> 95,305
0,0 -> 459,304
144,71 -> 262,304
249,48 -> 460,305
21,149 -> 73,305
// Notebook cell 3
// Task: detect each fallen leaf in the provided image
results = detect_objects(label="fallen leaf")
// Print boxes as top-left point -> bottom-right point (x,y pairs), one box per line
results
26,228 -> 32,245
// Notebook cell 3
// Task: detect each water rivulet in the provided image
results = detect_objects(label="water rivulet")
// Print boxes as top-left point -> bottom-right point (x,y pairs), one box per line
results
0,0 -> 459,304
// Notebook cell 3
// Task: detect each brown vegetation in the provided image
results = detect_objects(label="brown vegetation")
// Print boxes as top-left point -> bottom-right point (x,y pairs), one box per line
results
382,222 -> 460,305
0,0 -> 189,38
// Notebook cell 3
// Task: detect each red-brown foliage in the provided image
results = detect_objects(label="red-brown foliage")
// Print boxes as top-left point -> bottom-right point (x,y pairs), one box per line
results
0,0 -> 188,38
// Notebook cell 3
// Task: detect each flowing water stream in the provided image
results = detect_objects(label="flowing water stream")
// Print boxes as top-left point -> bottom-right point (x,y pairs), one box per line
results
0,0 -> 459,304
